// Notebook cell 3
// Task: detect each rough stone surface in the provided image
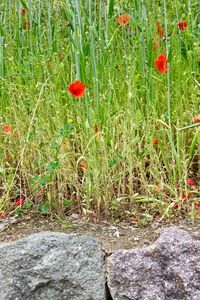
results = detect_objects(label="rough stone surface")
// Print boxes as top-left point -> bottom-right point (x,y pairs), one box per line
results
107,227 -> 200,300
0,232 -> 106,300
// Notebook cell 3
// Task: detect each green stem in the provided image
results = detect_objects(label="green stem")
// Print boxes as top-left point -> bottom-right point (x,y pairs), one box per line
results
163,0 -> 175,162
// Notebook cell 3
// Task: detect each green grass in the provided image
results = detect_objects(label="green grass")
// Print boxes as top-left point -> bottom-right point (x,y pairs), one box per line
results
0,0 -> 200,224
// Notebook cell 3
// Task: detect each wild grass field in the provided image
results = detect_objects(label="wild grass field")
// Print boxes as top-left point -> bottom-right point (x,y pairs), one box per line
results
0,0 -> 199,224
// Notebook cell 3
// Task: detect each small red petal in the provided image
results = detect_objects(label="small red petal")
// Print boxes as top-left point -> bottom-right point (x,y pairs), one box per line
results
68,80 -> 86,98
2,124 -> 12,135
154,54 -> 168,74
94,124 -> 99,135
15,196 -> 25,207
0,211 -> 7,218
133,216 -> 139,223
193,115 -> 200,123
79,162 -> 87,170
157,27 -> 164,38
195,203 -> 200,209
173,202 -> 179,209
187,178 -> 195,186
182,193 -> 192,200
156,183 -> 161,190
21,8 -> 26,15
153,137 -> 159,145
177,20 -> 188,31
22,20 -> 30,30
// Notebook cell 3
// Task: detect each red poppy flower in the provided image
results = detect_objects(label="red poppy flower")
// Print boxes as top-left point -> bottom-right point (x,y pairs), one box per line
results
133,216 -> 139,223
68,80 -> 86,98
193,115 -> 200,123
21,8 -> 26,15
187,178 -> 195,186
177,21 -> 188,31
156,22 -> 164,38
154,54 -> 168,73
15,196 -> 25,207
153,137 -> 159,145
118,14 -> 130,26
2,123 -> 12,135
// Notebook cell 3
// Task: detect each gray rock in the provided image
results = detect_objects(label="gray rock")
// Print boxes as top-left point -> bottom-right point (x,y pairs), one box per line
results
0,232 -> 106,300
107,227 -> 200,300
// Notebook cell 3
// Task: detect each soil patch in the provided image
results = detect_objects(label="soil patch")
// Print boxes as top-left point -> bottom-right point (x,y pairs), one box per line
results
1,213 -> 200,252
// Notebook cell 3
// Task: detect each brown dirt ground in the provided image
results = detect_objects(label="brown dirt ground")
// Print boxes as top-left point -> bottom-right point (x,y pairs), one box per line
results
1,213 -> 200,253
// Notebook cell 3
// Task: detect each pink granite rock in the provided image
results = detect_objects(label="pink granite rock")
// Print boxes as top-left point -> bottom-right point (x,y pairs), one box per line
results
107,227 -> 200,300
